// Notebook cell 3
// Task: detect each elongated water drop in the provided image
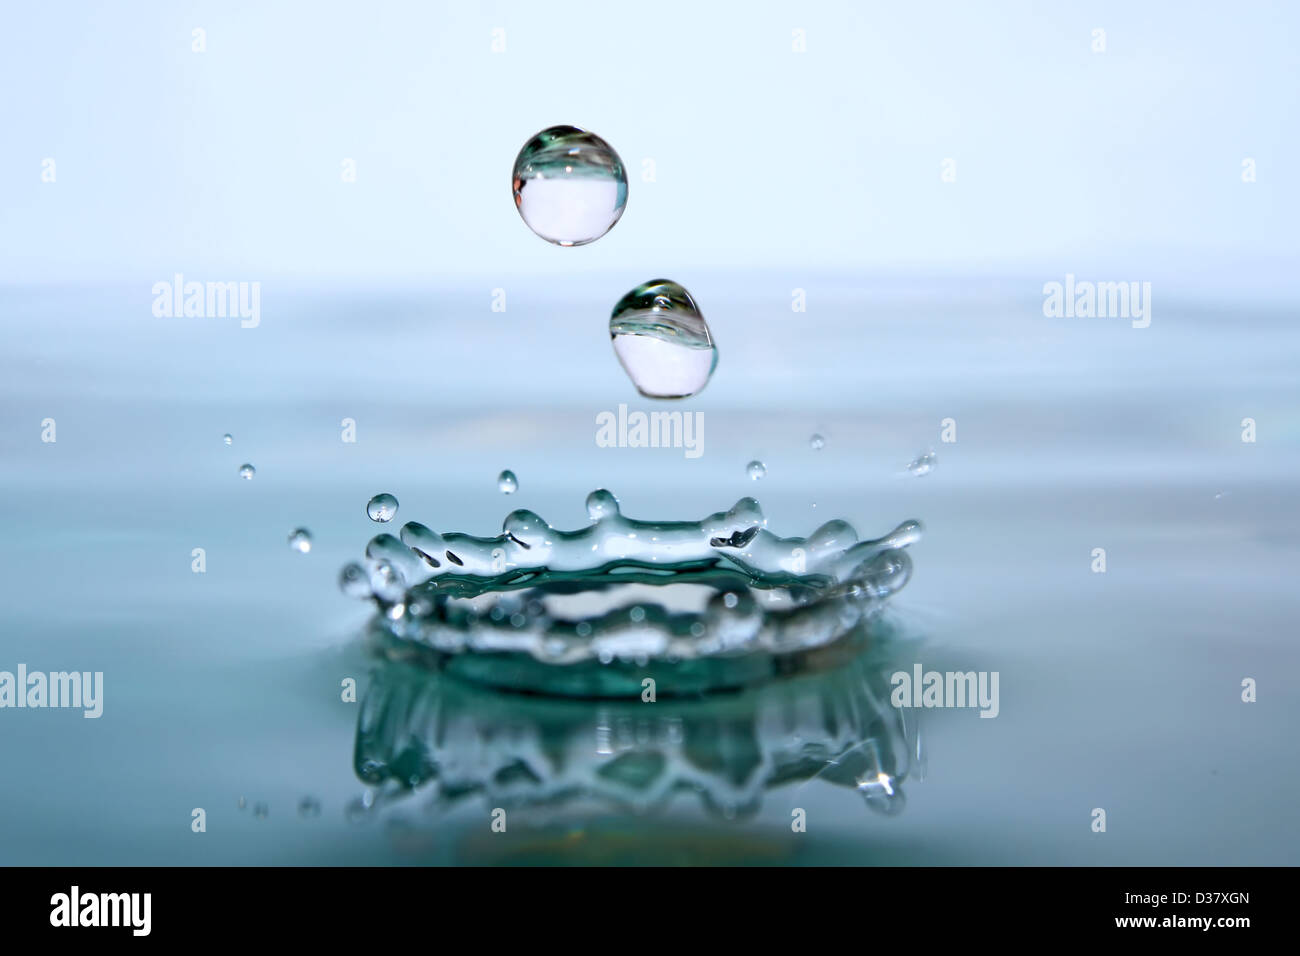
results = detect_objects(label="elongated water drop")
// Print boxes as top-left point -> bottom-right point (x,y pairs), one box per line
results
238,463 -> 255,480
223,433 -> 233,446
512,126 -> 627,246
498,470 -> 518,494
288,528 -> 312,553
367,493 -> 399,522
610,279 -> 718,399
907,452 -> 936,477
747,460 -> 766,480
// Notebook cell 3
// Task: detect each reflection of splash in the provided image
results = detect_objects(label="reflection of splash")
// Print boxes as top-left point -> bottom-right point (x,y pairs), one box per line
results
354,627 -> 917,822
344,491 -> 921,696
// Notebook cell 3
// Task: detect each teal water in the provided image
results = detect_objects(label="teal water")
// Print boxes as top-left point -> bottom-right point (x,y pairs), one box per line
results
1,276 -> 1297,864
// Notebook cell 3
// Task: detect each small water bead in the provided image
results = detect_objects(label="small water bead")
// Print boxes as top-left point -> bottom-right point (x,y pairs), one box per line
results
367,493 -> 399,522
512,125 -> 627,246
238,463 -> 255,480
810,434 -> 825,451
223,433 -> 233,446
339,562 -> 372,598
503,509 -> 547,548
497,470 -> 518,494
747,460 -> 767,481
253,802 -> 268,819
298,796 -> 322,818
610,279 -> 718,399
369,560 -> 406,603
585,488 -> 620,520
907,452 -> 936,477
288,528 -> 312,553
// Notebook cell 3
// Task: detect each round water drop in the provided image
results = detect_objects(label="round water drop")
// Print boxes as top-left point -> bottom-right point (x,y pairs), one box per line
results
238,463 -> 255,480
907,452 -> 936,477
512,126 -> 627,246
298,796 -> 322,818
746,460 -> 766,481
497,470 -> 518,494
810,434 -> 825,451
503,509 -> 547,548
585,488 -> 620,520
288,528 -> 312,553
610,279 -> 718,398
367,493 -> 399,522
223,433 -> 233,446
338,562 -> 371,598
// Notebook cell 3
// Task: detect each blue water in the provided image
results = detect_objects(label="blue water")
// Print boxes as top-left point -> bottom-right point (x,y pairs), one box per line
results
1,276 -> 1297,864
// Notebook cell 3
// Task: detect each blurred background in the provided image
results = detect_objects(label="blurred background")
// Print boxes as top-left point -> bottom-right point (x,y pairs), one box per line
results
0,0 -> 1297,864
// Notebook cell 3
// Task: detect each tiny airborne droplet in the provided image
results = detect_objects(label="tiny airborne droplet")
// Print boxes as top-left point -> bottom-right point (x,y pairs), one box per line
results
238,464 -> 255,480
298,796 -> 322,818
747,460 -> 767,481
223,433 -> 233,446
810,434 -> 825,451
498,470 -> 518,494
288,528 -> 312,553
367,493 -> 399,522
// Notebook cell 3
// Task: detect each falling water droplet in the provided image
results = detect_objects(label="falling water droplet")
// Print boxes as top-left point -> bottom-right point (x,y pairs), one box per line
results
298,796 -> 322,818
498,470 -> 518,494
907,452 -> 936,477
253,802 -> 268,819
809,434 -> 825,450
238,463 -> 255,480
610,279 -> 718,398
367,493 -> 399,522
223,433 -> 233,446
288,528 -> 312,553
512,125 -> 627,246
747,460 -> 766,481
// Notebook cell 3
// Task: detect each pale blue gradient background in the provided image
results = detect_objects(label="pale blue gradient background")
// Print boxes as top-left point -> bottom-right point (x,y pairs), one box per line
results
1,2 -> 1298,865
1,0 -> 1297,288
